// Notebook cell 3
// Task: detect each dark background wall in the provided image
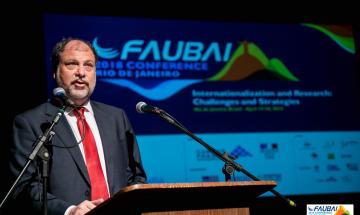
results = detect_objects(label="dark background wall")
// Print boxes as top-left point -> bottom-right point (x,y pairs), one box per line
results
1,2 -> 359,214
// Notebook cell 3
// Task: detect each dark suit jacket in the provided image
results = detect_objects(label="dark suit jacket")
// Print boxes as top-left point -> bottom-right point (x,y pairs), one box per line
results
8,100 -> 147,215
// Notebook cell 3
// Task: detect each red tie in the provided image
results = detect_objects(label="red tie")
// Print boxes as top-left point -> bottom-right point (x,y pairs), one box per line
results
73,107 -> 109,200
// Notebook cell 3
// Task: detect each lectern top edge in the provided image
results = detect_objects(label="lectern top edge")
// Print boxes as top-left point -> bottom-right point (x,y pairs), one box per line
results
121,181 -> 277,193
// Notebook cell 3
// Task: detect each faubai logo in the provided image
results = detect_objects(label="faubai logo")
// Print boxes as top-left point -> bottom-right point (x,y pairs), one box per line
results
93,37 -> 298,101
307,204 -> 353,215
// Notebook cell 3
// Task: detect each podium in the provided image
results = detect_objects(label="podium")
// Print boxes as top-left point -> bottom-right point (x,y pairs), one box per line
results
87,181 -> 276,215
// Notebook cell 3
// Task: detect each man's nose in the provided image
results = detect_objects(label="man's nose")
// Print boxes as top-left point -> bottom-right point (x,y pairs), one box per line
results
75,66 -> 86,76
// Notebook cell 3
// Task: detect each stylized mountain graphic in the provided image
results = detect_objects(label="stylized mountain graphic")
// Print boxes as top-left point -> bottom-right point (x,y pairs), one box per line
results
335,205 -> 351,215
208,41 -> 299,81
302,24 -> 355,54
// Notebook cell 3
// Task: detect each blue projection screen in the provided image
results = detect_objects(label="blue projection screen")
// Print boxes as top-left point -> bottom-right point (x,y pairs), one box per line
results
43,14 -> 360,196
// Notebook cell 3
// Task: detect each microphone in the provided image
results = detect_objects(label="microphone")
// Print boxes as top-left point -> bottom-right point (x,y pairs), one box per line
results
136,101 -> 178,126
136,101 -> 162,114
53,87 -> 75,107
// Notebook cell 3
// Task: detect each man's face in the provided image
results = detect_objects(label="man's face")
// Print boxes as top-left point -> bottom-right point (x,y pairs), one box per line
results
54,40 -> 96,106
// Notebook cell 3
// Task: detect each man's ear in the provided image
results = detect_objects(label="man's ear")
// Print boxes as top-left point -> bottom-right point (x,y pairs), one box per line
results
53,72 -> 55,79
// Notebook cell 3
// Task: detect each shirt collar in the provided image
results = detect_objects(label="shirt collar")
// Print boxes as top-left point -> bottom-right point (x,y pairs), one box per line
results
65,100 -> 94,116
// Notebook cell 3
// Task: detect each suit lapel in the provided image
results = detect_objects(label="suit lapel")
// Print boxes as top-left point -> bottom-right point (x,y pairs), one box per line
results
45,104 -> 90,185
91,102 -> 115,195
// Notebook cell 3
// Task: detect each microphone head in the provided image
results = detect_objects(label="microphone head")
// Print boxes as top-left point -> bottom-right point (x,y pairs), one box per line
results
53,87 -> 66,97
52,87 -> 75,107
136,101 -> 147,113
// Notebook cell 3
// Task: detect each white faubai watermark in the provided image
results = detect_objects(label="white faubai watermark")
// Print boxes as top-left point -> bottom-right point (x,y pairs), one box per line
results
307,204 -> 353,215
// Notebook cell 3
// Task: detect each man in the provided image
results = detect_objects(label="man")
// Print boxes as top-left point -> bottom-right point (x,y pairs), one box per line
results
8,38 -> 147,215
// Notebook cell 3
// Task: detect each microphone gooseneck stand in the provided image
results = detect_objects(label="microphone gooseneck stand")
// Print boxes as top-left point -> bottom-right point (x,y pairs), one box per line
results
149,107 -> 296,208
0,106 -> 66,215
